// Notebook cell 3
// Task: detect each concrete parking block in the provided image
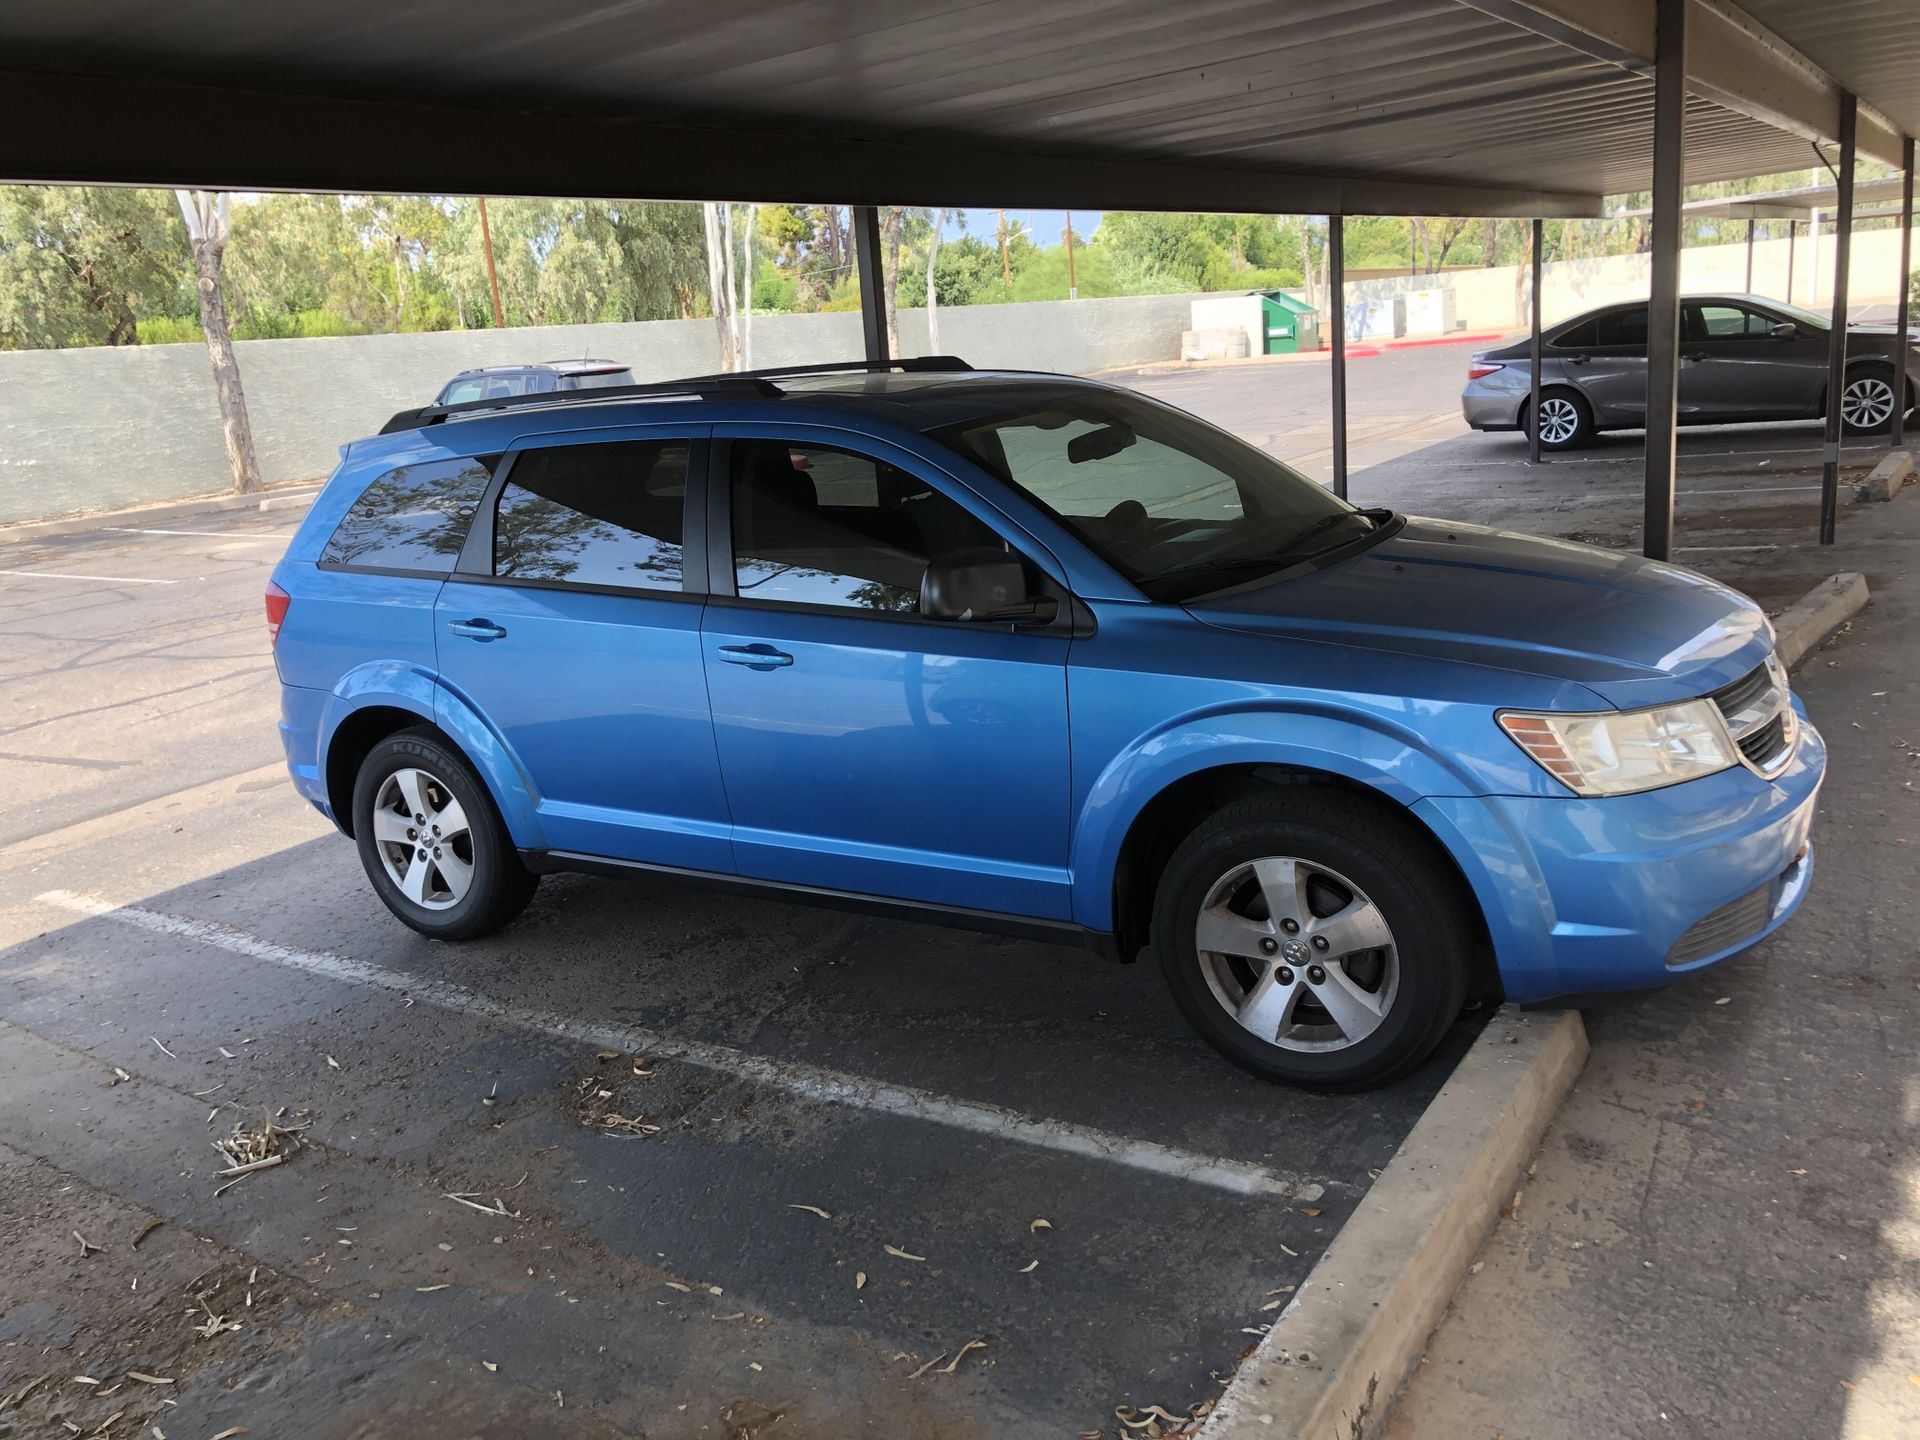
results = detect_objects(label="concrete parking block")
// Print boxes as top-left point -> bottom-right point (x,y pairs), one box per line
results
1773,572 -> 1871,669
1202,1007 -> 1588,1440
1853,450 -> 1914,503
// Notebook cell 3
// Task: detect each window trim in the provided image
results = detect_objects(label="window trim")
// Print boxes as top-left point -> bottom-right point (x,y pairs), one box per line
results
316,453 -> 499,578
705,432 -> 1072,632
453,430 -> 710,597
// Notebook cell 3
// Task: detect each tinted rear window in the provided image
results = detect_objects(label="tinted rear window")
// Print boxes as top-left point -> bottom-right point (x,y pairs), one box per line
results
320,457 -> 492,573
493,440 -> 687,590
1593,307 -> 1648,347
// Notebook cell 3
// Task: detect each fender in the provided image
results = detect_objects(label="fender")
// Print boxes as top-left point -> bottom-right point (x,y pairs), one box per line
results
1067,703 -> 1489,931
315,662 -> 547,849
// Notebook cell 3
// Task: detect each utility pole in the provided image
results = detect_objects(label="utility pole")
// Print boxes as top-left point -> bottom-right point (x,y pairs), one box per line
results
997,209 -> 1013,295
1064,211 -> 1078,300
477,196 -> 505,329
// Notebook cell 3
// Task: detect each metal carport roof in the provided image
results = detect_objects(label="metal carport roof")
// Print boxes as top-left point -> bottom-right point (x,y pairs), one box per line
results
0,1 -> 1912,217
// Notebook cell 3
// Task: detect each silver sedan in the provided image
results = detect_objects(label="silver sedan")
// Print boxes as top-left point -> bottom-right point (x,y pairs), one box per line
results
1461,294 -> 1919,449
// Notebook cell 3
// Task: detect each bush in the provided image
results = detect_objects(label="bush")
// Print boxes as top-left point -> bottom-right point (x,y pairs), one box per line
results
134,315 -> 202,345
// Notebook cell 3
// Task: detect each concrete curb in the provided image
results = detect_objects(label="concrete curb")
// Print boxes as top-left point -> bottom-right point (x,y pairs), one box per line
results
1853,450 -> 1913,503
0,483 -> 322,545
1773,572 -> 1871,670
1201,1007 -> 1588,1440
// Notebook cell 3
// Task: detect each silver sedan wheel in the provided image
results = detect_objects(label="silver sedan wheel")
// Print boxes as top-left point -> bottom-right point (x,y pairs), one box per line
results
370,768 -> 474,911
1535,395 -> 1581,445
1195,856 -> 1399,1053
1841,375 -> 1896,429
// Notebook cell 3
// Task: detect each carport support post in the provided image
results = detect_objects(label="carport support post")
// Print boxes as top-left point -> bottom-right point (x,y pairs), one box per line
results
1529,217 -> 1544,466
1330,215 -> 1348,500
1819,93 -> 1857,547
852,205 -> 890,365
1745,218 -> 1756,292
1787,221 -> 1797,304
1893,135 -> 1913,450
1642,0 -> 1685,563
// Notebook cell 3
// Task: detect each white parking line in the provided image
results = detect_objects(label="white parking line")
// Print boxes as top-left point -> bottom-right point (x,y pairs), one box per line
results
33,889 -> 1323,1201
0,568 -> 174,585
103,527 -> 278,540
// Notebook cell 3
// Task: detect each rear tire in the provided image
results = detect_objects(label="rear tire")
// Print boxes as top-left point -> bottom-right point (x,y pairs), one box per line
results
1526,387 -> 1594,451
352,727 -> 537,941
1151,790 -> 1471,1091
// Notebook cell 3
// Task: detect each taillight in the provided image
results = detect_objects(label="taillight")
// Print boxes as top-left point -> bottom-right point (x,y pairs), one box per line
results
264,581 -> 291,645
1467,360 -> 1505,379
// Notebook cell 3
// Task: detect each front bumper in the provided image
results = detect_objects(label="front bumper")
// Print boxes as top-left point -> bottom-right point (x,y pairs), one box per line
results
1416,705 -> 1825,1003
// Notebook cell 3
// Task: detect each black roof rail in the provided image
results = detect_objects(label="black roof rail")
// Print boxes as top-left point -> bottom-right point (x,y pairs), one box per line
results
378,374 -> 779,435
725,356 -> 974,380
376,355 -> 974,435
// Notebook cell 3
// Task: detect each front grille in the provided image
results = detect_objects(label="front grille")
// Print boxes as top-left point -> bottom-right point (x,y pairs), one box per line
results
1667,883 -> 1774,967
1708,659 -> 1796,780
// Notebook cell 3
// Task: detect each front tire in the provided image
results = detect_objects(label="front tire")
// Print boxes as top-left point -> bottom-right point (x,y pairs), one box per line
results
352,728 -> 537,940
1151,790 -> 1471,1091
1839,367 -> 1903,434
1527,387 -> 1594,451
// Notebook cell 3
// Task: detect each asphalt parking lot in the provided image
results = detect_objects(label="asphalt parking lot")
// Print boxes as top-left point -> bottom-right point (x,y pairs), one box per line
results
0,345 -> 1899,1437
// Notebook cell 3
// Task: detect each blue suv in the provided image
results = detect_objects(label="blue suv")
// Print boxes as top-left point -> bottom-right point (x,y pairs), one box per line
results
269,358 -> 1824,1089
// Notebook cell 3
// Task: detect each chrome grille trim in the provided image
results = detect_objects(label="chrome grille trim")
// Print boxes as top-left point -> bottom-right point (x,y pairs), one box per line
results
1709,657 -> 1796,780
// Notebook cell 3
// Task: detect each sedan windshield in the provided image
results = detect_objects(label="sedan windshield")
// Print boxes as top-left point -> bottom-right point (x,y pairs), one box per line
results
928,389 -> 1386,599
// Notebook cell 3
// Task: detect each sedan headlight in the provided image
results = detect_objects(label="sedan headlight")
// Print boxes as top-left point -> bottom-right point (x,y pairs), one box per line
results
1499,700 -> 1737,797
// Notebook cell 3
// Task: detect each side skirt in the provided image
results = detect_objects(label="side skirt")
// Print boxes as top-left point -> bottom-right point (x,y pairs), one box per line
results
519,848 -> 1124,962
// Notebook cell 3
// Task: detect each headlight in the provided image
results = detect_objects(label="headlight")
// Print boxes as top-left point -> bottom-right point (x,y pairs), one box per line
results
1499,700 -> 1737,796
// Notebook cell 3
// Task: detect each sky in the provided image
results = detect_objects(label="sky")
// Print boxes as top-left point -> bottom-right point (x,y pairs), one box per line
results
953,208 -> 1101,247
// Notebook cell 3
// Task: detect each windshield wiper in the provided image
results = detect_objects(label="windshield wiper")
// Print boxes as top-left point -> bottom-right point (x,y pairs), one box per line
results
1150,507 -> 1395,584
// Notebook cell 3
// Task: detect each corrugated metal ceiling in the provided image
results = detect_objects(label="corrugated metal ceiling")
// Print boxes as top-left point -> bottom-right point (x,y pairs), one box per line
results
0,1 -> 1910,212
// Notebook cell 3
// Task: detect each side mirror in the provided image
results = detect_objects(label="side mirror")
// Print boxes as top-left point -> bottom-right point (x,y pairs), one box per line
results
920,547 -> 1057,624
1769,321 -> 1798,340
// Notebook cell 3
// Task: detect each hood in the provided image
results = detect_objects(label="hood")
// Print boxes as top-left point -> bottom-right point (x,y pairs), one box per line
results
1185,517 -> 1773,709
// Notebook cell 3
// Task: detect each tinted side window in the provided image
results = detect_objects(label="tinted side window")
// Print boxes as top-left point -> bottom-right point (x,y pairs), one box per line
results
730,441 -> 1005,614
1593,307 -> 1648,348
1695,303 -> 1769,338
440,377 -> 485,404
493,440 -> 687,591
321,457 -> 491,573
1552,319 -> 1598,348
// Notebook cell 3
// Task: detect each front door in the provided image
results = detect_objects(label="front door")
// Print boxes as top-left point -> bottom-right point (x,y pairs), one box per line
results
434,429 -> 733,869
699,430 -> 1075,919
1681,300 -> 1827,419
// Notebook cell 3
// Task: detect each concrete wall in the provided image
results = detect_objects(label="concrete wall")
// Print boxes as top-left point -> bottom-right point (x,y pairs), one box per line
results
0,291 -> 1205,525
1344,228 -> 1912,336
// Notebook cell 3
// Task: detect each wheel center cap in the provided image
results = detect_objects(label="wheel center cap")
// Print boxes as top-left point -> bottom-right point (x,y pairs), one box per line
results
1281,938 -> 1311,964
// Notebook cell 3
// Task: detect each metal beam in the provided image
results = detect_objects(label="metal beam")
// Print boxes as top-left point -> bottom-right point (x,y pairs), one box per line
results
1330,217 -> 1349,502
1745,217 -> 1756,291
1460,0 -> 1905,169
1819,94 -> 1857,547
1895,137 -> 1914,450
0,70 -> 1602,220
1644,0 -> 1686,563
852,206 -> 889,366
1530,218 -> 1545,466
1787,220 -> 1797,305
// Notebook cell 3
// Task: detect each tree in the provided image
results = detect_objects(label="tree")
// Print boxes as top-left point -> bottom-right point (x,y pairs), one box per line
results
925,208 -> 946,352
175,191 -> 262,495
0,187 -> 185,349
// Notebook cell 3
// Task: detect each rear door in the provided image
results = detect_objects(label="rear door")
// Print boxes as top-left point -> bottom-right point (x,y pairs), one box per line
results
433,426 -> 733,869
1566,304 -> 1650,424
1681,301 -> 1823,418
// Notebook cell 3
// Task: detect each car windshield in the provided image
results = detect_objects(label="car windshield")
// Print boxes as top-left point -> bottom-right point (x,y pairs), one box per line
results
1766,300 -> 1831,331
928,389 -> 1385,599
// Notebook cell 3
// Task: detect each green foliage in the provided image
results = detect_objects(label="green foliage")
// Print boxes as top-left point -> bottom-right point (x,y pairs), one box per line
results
896,235 -> 1001,308
0,186 -> 187,349
752,270 -> 798,313
135,314 -> 203,345
1008,243 -> 1186,302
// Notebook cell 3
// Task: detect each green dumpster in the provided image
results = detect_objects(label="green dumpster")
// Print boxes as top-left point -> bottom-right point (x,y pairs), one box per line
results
1257,290 -> 1320,354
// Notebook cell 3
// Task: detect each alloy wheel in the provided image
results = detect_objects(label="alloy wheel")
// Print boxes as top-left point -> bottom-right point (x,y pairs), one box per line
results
1841,375 -> 1896,430
1536,395 -> 1580,445
370,767 -> 474,911
1194,856 -> 1399,1053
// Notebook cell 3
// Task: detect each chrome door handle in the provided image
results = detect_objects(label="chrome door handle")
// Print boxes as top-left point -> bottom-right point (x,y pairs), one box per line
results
716,643 -> 794,669
448,619 -> 508,641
